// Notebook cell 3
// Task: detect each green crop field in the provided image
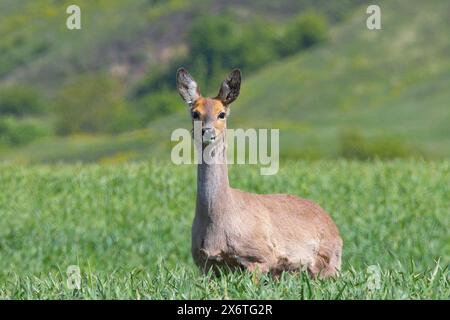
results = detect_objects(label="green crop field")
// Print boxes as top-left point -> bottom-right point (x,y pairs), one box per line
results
0,0 -> 449,301
0,160 -> 448,299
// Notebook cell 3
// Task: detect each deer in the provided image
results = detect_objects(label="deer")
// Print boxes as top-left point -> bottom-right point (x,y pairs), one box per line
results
176,68 -> 343,278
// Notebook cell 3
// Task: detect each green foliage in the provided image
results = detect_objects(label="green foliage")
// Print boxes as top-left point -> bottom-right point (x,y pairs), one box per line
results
54,74 -> 136,135
0,0 -> 360,87
132,15 -> 241,99
132,12 -> 324,99
278,12 -> 328,56
231,0 -> 450,160
1,0 -> 449,162
187,16 -> 237,84
0,160 -> 448,298
0,86 -> 51,147
184,15 -> 281,89
0,129 -> 161,164
0,116 -> 51,147
339,128 -> 416,160
0,85 -> 46,117
232,20 -> 279,72
131,65 -> 177,99
133,90 -> 181,125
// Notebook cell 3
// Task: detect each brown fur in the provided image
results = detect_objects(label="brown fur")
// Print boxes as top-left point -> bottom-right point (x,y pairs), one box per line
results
192,97 -> 227,138
177,68 -> 343,278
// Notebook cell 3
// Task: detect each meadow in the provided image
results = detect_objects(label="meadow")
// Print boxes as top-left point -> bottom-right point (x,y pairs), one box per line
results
0,0 -> 449,301
0,160 -> 448,299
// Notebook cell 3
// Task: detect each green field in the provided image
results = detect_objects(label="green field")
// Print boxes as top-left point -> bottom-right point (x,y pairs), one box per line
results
0,1 -> 449,299
0,160 -> 448,299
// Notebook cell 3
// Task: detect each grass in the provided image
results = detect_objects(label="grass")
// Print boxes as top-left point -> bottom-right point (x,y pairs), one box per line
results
0,160 -> 448,299
1,262 -> 447,299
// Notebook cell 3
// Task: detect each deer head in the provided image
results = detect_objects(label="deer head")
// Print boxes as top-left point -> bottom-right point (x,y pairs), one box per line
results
176,68 -> 241,145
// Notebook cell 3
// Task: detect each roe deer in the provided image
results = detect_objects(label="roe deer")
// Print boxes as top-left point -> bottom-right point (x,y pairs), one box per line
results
176,68 -> 343,278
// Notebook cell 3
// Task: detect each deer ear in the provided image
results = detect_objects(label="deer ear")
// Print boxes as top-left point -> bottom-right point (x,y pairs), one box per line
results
217,69 -> 241,106
176,68 -> 201,107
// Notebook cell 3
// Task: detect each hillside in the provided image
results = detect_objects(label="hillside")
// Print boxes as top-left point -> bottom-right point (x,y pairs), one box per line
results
232,0 -> 450,159
0,0 -> 363,92
1,0 -> 450,163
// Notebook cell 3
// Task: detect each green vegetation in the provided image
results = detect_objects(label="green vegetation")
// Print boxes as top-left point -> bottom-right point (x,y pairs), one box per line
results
0,0 -> 358,88
0,0 -> 353,146
131,11 -> 328,119
0,0 -> 448,301
0,86 -> 50,146
338,128 -> 416,160
1,0 -> 450,162
2,263 -> 447,299
278,12 -> 328,56
54,73 -> 134,134
230,0 -> 450,159
0,85 -> 46,117
0,160 -> 448,298
0,116 -> 51,147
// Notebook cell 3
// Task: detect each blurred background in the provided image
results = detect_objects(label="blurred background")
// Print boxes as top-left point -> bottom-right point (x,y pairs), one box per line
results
0,0 -> 449,164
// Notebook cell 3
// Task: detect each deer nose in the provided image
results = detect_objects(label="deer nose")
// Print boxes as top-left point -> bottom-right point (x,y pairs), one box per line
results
202,127 -> 213,136
202,127 -> 216,142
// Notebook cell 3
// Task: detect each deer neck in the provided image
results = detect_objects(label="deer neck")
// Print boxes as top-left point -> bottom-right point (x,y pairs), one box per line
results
196,132 -> 231,218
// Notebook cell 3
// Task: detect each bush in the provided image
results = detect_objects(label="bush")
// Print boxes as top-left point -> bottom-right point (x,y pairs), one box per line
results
187,16 -> 280,91
339,128 -> 417,159
279,12 -> 328,57
54,74 -> 136,135
339,128 -> 367,159
0,116 -> 51,147
230,19 -> 279,72
187,16 -> 237,81
0,85 -> 46,117
133,90 -> 181,125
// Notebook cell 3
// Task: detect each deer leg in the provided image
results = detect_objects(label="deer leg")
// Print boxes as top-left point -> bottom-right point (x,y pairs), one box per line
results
309,245 -> 341,279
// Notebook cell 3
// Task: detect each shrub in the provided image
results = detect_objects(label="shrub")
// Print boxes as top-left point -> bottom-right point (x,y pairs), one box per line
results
54,74 -> 136,135
339,128 -> 417,159
187,16 -> 280,90
0,116 -> 51,147
230,20 -> 279,72
187,15 -> 237,80
132,64 -> 177,99
133,90 -> 180,125
339,128 -> 368,159
279,12 -> 328,56
0,85 -> 46,117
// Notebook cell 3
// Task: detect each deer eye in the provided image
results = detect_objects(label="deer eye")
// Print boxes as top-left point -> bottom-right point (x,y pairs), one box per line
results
192,111 -> 200,120
218,112 -> 226,119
